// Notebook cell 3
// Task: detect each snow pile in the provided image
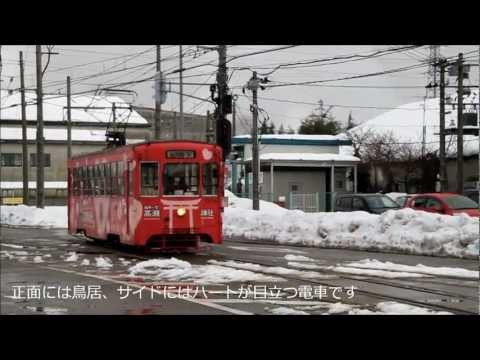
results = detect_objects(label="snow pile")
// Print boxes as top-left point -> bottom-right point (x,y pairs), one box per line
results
342,259 -> 479,279
1,205 -> 67,228
348,302 -> 452,315
128,258 -> 283,284
81,259 -> 90,266
225,190 -> 287,213
223,205 -> 479,259
95,257 -> 113,268
33,256 -> 44,263
284,254 -> 315,262
266,307 -> 309,315
325,266 -> 430,278
208,260 -> 336,280
64,252 -> 79,262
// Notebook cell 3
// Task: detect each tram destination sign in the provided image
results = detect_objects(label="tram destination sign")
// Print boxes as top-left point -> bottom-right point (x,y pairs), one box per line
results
167,150 -> 195,159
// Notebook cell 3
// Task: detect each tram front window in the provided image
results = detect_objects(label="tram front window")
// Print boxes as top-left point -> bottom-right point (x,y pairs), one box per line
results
163,163 -> 199,195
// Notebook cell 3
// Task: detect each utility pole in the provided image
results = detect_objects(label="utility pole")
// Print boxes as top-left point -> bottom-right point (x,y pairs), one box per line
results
112,102 -> 117,130
439,59 -> 447,192
246,71 -> 260,210
232,95 -> 237,137
20,51 -> 29,205
456,53 -> 464,195
154,45 -> 162,140
35,45 -> 45,208
428,45 -> 440,98
179,45 -> 184,139
66,76 -> 72,158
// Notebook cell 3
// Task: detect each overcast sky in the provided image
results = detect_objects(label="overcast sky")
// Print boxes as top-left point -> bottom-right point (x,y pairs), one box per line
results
1,45 -> 479,134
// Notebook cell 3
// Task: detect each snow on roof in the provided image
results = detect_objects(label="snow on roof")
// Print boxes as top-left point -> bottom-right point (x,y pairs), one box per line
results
350,89 -> 479,157
246,152 -> 360,163
0,90 -> 148,125
1,181 -> 67,189
0,126 -> 145,143
234,134 -> 346,141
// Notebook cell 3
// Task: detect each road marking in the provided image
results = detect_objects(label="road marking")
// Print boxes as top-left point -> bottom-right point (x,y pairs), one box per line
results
42,265 -> 253,315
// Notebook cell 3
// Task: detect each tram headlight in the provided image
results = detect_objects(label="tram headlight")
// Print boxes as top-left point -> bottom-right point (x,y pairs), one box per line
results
177,208 -> 186,217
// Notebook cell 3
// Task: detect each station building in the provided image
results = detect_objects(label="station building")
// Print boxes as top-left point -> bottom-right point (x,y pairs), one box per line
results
230,134 -> 360,212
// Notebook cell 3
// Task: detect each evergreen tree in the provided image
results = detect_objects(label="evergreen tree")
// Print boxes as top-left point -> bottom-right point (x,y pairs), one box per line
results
298,113 -> 342,135
346,111 -> 358,130
267,122 -> 275,134
259,119 -> 269,135
277,124 -> 286,134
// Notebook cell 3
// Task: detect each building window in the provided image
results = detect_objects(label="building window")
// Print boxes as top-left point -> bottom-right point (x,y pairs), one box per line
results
336,180 -> 344,189
1,153 -> 22,167
141,162 -> 159,196
30,153 -> 51,167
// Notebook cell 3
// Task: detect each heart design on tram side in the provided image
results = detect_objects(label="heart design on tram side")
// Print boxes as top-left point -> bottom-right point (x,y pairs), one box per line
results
202,148 -> 213,161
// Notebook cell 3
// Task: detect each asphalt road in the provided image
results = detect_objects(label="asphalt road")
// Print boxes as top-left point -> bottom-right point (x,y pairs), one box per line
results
1,226 -> 478,315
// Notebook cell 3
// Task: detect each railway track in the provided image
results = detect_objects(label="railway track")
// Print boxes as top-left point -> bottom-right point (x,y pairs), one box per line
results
65,236 -> 479,315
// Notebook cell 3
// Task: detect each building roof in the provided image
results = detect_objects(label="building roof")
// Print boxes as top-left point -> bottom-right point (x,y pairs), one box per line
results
233,134 -> 352,146
0,126 -> 144,143
349,89 -> 479,157
0,90 -> 148,125
245,152 -> 360,163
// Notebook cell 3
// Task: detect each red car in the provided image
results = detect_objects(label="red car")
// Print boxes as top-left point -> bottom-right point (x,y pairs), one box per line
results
405,193 -> 480,217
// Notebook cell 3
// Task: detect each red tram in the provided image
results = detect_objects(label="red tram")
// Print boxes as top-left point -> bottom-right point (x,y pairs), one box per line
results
67,141 -> 225,251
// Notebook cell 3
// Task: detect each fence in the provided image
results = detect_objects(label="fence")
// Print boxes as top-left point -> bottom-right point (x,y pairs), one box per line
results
230,191 -> 338,212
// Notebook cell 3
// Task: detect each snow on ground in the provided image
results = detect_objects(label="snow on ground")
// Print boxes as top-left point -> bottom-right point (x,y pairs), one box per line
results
287,262 -> 324,270
325,266 -> 430,278
348,302 -> 452,315
284,254 -> 315,262
1,205 -> 67,228
342,259 -> 479,279
81,259 -> 90,266
225,190 -> 287,213
2,191 -> 479,259
224,191 -> 479,259
0,251 -> 15,259
0,243 -> 25,249
95,257 -> 113,268
208,260 -> 336,280
128,258 -> 284,284
25,306 -> 68,315
64,252 -> 79,262
33,256 -> 44,263
266,307 -> 309,315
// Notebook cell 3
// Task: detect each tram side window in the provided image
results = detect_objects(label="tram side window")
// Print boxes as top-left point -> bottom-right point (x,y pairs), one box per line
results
111,162 -> 119,195
128,162 -> 134,196
105,163 -> 111,195
118,162 -> 125,195
203,163 -> 219,195
141,162 -> 159,196
98,164 -> 105,195
163,163 -> 199,196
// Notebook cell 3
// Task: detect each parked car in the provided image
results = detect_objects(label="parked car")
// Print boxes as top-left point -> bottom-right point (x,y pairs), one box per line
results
394,195 -> 414,207
335,194 -> 401,214
463,189 -> 479,205
405,193 -> 480,217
